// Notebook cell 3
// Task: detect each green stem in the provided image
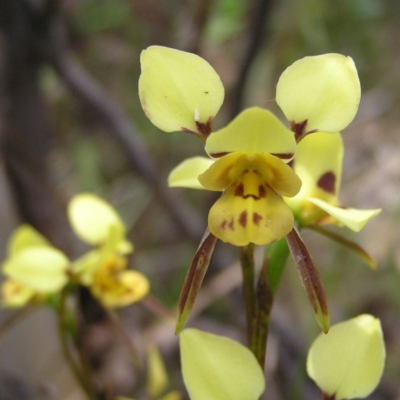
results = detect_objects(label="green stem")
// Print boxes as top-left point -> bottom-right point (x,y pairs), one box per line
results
57,290 -> 97,400
240,244 -> 255,346
251,238 -> 291,368
265,237 -> 290,294
251,260 -> 273,367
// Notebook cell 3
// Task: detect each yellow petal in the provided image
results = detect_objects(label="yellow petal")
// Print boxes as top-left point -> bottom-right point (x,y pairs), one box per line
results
199,152 -> 301,197
286,132 -> 343,222
3,247 -> 69,293
1,280 -> 34,307
8,224 -> 51,257
147,345 -> 169,398
71,249 -> 102,285
168,157 -> 215,189
205,107 -> 296,160
68,193 -> 125,245
306,198 -> 381,232
180,329 -> 265,400
307,314 -> 385,399
208,183 -> 294,246
92,269 -> 149,308
276,54 -> 361,133
139,46 -> 224,133
294,132 -> 343,201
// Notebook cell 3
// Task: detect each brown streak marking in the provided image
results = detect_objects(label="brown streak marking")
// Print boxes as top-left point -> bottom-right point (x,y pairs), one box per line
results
253,213 -> 262,226
238,211 -> 247,227
228,218 -> 234,230
258,185 -> 267,198
234,183 -> 244,197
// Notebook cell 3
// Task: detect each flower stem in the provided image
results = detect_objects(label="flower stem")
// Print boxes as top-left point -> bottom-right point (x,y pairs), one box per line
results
240,243 -> 255,346
250,259 -> 273,367
264,237 -> 290,294
57,290 -> 97,400
240,239 -> 291,369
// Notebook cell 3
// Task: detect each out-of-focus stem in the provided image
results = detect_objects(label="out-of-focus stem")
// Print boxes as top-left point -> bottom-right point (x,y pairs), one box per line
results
58,290 -> 97,400
240,243 -> 256,345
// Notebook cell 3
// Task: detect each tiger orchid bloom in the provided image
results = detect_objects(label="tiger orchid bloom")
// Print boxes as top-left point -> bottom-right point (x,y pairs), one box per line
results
68,194 -> 149,308
139,47 -> 369,332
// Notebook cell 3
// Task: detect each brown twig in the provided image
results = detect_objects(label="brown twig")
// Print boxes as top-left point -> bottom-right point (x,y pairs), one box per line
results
229,0 -> 275,118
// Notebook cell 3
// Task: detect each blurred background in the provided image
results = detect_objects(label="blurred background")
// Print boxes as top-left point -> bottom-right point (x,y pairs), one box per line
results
0,0 -> 399,399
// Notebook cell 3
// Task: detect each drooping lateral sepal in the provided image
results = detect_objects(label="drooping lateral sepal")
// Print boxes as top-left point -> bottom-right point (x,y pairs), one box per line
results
175,229 -> 218,334
286,228 -> 330,333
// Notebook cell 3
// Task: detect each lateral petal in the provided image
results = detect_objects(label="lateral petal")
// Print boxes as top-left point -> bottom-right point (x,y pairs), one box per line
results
139,46 -> 224,134
68,193 -> 125,246
168,157 -> 215,189
276,54 -> 361,133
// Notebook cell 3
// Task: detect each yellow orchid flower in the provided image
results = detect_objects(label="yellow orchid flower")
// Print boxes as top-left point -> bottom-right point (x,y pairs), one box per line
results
68,194 -> 149,308
170,107 -> 301,246
307,314 -> 385,399
1,225 -> 69,307
139,47 -> 362,247
285,132 -> 381,231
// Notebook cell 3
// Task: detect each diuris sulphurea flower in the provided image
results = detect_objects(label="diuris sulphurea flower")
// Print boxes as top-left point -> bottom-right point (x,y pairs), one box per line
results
139,47 -> 375,334
68,194 -> 149,308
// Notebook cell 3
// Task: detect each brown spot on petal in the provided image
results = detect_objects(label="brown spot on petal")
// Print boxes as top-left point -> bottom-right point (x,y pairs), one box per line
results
221,220 -> 227,229
317,171 -> 336,194
228,218 -> 235,230
258,185 -> 267,198
234,183 -> 244,197
253,213 -> 262,226
239,211 -> 247,227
